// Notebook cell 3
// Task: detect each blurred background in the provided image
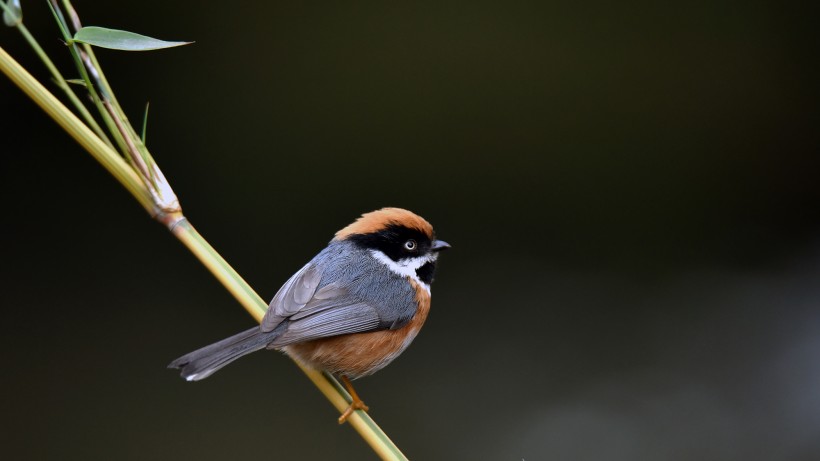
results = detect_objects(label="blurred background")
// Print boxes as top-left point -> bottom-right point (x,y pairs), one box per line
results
2,1 -> 818,459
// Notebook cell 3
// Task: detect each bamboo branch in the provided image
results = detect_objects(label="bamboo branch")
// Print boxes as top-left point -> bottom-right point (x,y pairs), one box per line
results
0,45 -> 153,213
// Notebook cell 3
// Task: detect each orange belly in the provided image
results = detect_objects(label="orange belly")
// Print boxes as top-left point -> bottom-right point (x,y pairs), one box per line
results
284,279 -> 431,379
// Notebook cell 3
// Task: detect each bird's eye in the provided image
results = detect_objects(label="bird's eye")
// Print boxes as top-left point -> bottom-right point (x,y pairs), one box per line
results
404,239 -> 417,251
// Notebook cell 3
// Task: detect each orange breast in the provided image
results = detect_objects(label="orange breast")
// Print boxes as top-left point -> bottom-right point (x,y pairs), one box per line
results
284,279 -> 431,379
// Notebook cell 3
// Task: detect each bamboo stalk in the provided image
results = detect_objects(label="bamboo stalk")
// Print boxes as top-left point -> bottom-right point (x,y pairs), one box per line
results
9,19 -> 113,147
0,45 -> 153,213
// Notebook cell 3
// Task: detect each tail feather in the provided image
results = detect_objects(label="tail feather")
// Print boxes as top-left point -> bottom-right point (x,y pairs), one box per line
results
169,326 -> 276,381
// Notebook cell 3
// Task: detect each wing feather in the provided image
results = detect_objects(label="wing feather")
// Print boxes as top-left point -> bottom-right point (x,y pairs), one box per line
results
260,261 -> 386,342
271,302 -> 381,346
261,263 -> 324,332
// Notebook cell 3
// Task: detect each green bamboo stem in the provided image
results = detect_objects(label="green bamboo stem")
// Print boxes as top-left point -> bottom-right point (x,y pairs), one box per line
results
7,18 -> 113,148
45,0 -> 132,160
0,44 -> 153,212
59,0 -> 160,183
0,43 -> 408,461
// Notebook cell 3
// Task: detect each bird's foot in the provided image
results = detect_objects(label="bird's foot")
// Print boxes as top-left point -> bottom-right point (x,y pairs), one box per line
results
338,375 -> 370,424
338,398 -> 370,424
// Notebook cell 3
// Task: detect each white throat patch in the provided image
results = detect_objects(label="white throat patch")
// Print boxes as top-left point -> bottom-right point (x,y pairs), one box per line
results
369,249 -> 435,294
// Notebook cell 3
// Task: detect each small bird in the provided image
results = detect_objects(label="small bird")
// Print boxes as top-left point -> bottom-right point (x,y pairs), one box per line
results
169,207 -> 449,423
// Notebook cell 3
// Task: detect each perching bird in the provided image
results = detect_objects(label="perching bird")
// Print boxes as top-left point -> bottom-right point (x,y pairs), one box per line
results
169,207 -> 449,423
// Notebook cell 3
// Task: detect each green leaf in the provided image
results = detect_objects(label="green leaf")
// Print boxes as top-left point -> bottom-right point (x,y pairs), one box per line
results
65,79 -> 88,87
71,26 -> 192,51
141,102 -> 150,144
2,0 -> 22,27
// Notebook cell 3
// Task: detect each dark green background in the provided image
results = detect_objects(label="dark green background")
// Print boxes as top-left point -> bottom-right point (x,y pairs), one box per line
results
2,1 -> 818,459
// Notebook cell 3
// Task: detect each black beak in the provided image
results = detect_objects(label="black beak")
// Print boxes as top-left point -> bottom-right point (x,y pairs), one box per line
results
432,240 -> 451,252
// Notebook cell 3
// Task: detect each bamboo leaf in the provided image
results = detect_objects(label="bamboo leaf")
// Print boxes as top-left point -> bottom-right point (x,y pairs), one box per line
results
2,0 -> 22,27
141,102 -> 149,144
72,26 -> 192,51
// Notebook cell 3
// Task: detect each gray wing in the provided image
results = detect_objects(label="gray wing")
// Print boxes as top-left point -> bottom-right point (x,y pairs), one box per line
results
259,261 -> 386,346
260,262 -> 324,332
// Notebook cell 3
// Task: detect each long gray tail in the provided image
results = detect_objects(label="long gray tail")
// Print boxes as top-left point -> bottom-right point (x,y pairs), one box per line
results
168,326 -> 276,381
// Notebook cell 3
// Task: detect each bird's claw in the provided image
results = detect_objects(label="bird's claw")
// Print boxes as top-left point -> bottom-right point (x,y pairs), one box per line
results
338,398 -> 369,424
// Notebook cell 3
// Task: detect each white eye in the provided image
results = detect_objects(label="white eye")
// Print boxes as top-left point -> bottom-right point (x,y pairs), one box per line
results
404,239 -> 417,251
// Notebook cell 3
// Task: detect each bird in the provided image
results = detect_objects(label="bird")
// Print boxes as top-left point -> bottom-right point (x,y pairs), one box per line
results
168,207 -> 450,423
